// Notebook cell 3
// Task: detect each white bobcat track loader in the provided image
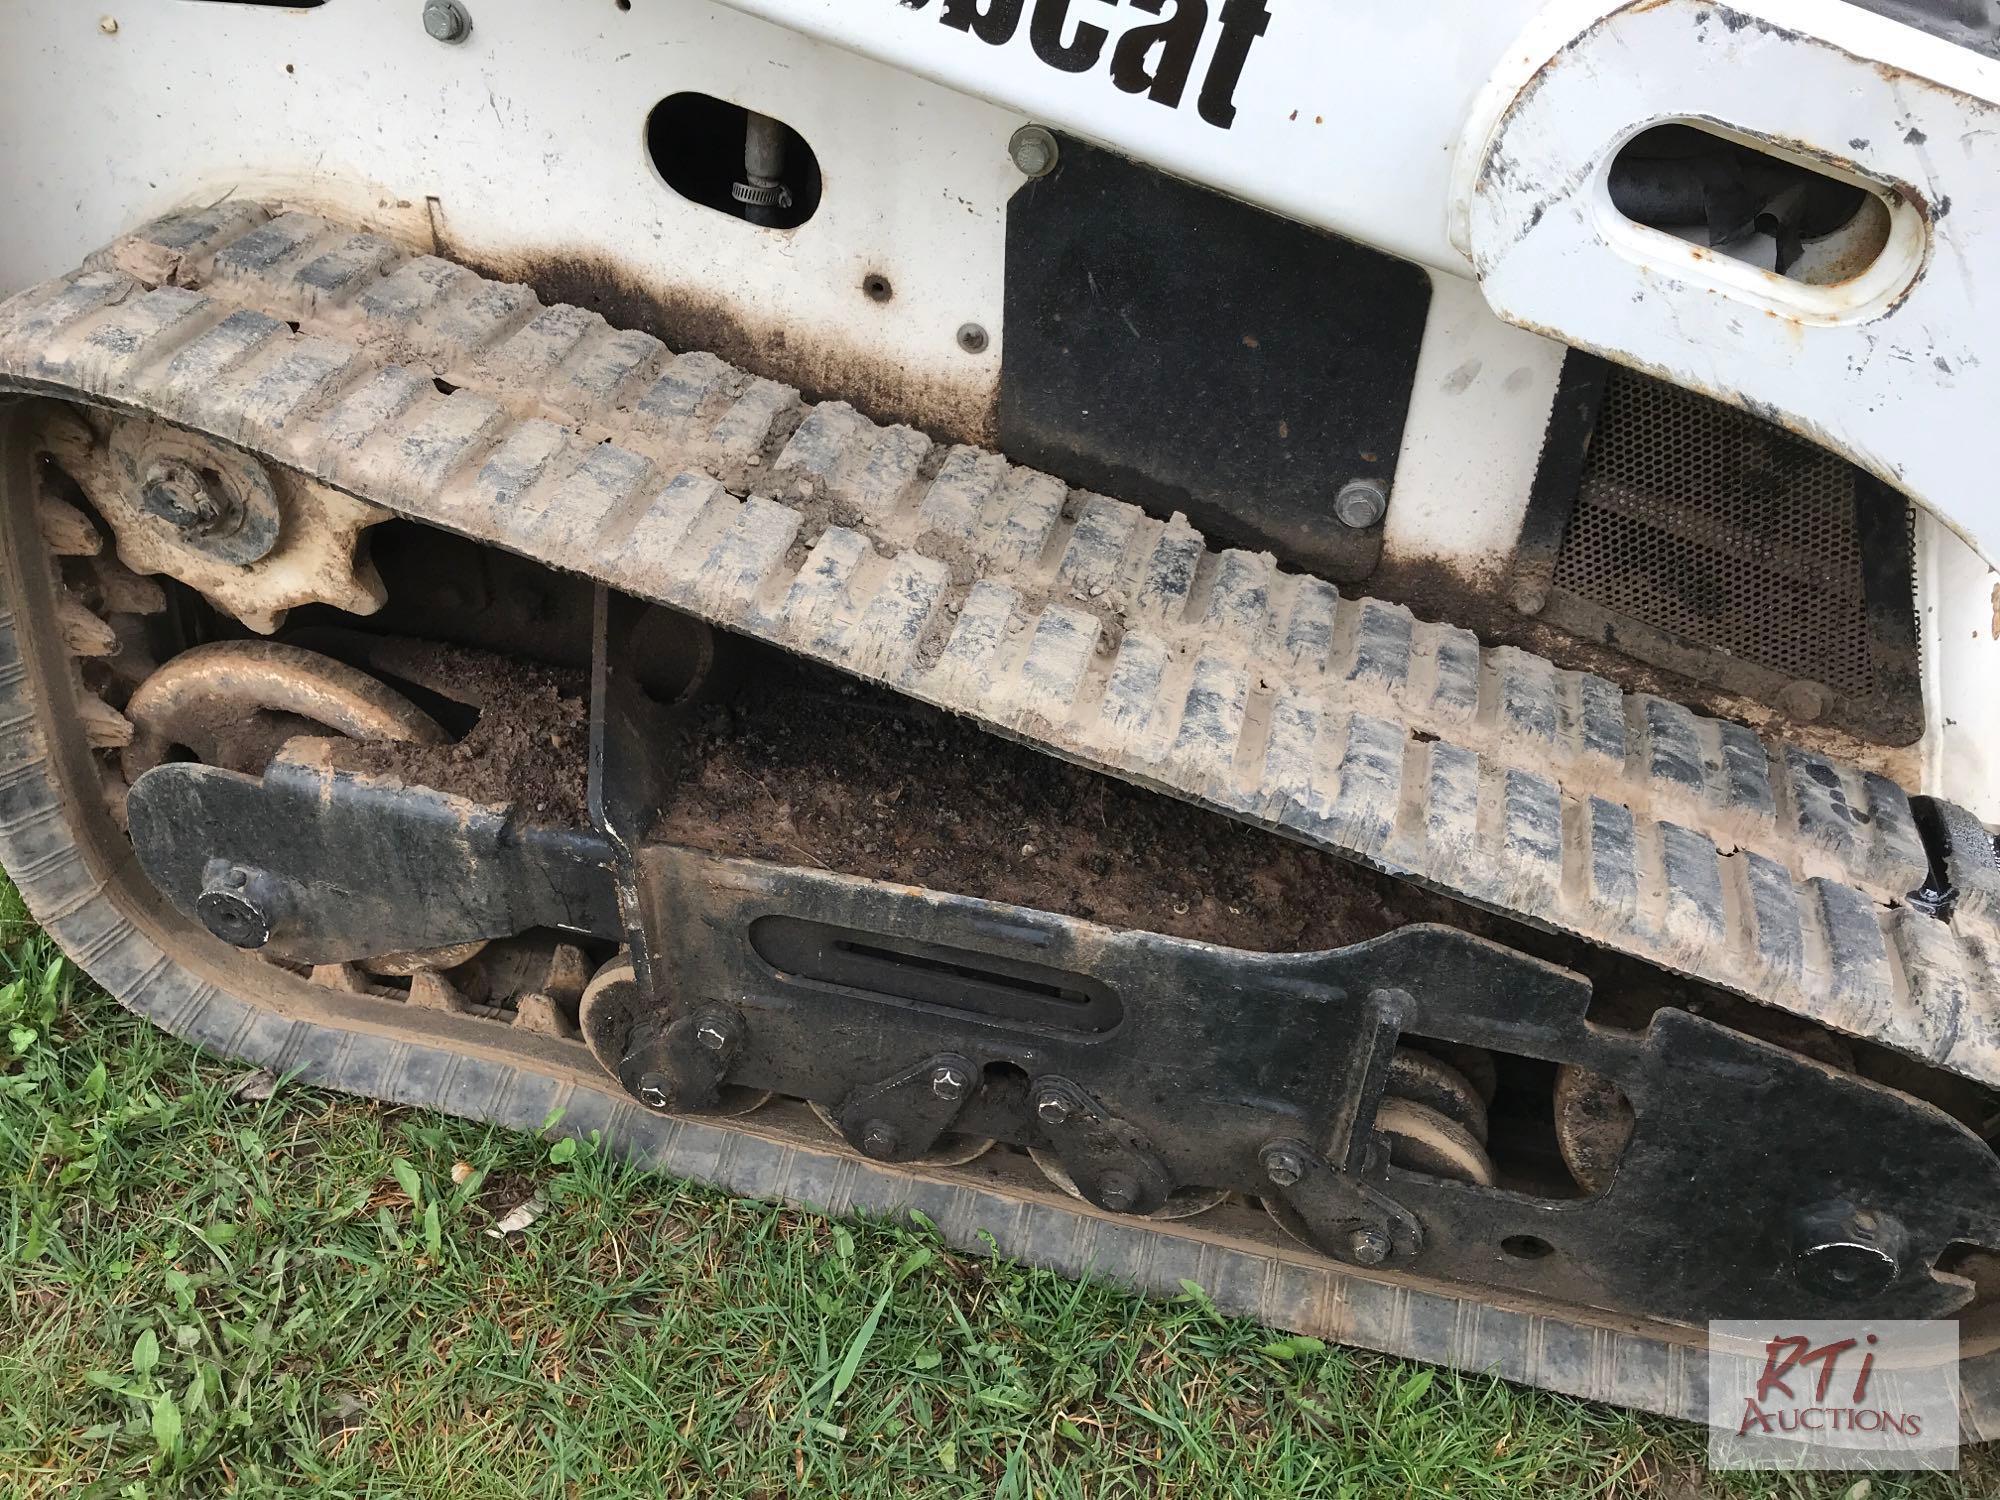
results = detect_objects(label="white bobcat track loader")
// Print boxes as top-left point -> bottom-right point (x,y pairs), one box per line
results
3,0 -> 2000,1428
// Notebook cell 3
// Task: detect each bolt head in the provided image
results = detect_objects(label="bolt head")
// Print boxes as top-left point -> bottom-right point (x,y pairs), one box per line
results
423,0 -> 470,42
1509,579 -> 1549,617
637,1073 -> 672,1110
1035,1090 -> 1071,1126
1777,679 -> 1830,724
859,1119 -> 902,1159
140,460 -> 229,536
930,1065 -> 967,1102
1008,125 -> 1059,179
1347,1226 -> 1391,1266
956,322 -> 990,355
1096,1171 -> 1140,1213
695,1019 -> 730,1052
195,865 -> 283,949
1333,477 -> 1387,530
195,888 -> 271,949
1261,1146 -> 1306,1189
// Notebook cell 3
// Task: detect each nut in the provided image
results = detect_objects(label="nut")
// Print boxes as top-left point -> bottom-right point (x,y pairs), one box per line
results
193,864 -> 289,950
422,0 -> 472,43
637,1073 -> 672,1110
930,1065 -> 967,1102
1509,579 -> 1550,617
140,460 -> 233,538
1777,679 -> 1830,724
1333,477 -> 1387,530
1008,124 -> 1059,179
1348,1226 -> 1391,1266
1035,1090 -> 1072,1126
1097,1171 -> 1140,1213
1261,1146 -> 1306,1189
859,1119 -> 902,1159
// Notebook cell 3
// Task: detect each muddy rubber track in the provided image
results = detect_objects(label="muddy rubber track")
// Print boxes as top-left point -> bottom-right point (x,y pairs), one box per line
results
7,540 -> 2000,1435
2,201 -> 1998,1093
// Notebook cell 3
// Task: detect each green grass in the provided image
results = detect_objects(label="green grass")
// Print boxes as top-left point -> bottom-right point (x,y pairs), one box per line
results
0,880 -> 1989,1498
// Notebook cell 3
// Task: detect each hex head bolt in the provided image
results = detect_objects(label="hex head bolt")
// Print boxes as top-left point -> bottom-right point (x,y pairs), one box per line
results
1008,125 -> 1060,179
140,460 -> 232,538
637,1074 -> 673,1110
1347,1227 -> 1391,1266
423,1 -> 472,43
859,1120 -> 903,1159
194,865 -> 288,949
1334,477 -> 1387,530
1261,1145 -> 1307,1189
1097,1171 -> 1140,1213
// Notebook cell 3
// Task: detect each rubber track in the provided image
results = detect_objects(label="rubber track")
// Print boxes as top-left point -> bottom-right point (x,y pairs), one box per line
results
4,202 -> 1999,1087
7,588 -> 2000,1434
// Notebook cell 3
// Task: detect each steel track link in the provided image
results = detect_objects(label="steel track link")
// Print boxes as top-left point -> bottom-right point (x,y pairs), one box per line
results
2,201 -> 1998,1093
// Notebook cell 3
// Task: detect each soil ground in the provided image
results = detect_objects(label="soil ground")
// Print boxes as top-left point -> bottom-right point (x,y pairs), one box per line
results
655,658 -> 1463,952
328,641 -> 593,829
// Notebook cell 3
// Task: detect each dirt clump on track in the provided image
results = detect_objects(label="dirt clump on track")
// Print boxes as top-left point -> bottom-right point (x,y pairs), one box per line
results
657,661 -> 1459,952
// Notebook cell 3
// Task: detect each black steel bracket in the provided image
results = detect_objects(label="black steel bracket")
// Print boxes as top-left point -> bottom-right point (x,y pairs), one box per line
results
1263,1136 -> 1425,1267
1029,1076 -> 1175,1216
834,1053 -> 978,1164
619,1002 -> 747,1115
126,748 -> 620,963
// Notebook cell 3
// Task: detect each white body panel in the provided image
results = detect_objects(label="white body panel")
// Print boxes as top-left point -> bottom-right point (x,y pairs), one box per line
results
1,0 -> 1993,816
1381,276 -> 1567,578
1919,515 -> 2000,821
1461,0 -> 2000,568
716,0 -> 1538,276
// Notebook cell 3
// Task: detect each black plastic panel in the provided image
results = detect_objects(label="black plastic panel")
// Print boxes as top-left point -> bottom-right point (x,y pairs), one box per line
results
999,136 -> 1431,582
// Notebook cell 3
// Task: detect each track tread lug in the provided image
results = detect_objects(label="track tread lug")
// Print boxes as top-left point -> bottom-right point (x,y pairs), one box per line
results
1135,519 -> 1205,624
1934,798 -> 2000,932
1585,796 -> 1640,921
1280,576 -> 1340,677
1091,631 -> 1172,762
1202,550 -> 1274,652
1018,605 -> 1101,719
1058,496 -> 1140,601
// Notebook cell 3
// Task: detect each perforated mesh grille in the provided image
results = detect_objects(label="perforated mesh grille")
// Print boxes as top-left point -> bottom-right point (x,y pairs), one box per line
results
1553,367 -> 1875,697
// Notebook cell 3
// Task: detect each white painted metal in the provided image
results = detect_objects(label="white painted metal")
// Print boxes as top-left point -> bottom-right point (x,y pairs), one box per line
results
713,0 -> 1541,275
1917,515 -> 2000,823
1381,275 -> 1566,582
713,0 -> 2000,563
1460,0 -> 2000,570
